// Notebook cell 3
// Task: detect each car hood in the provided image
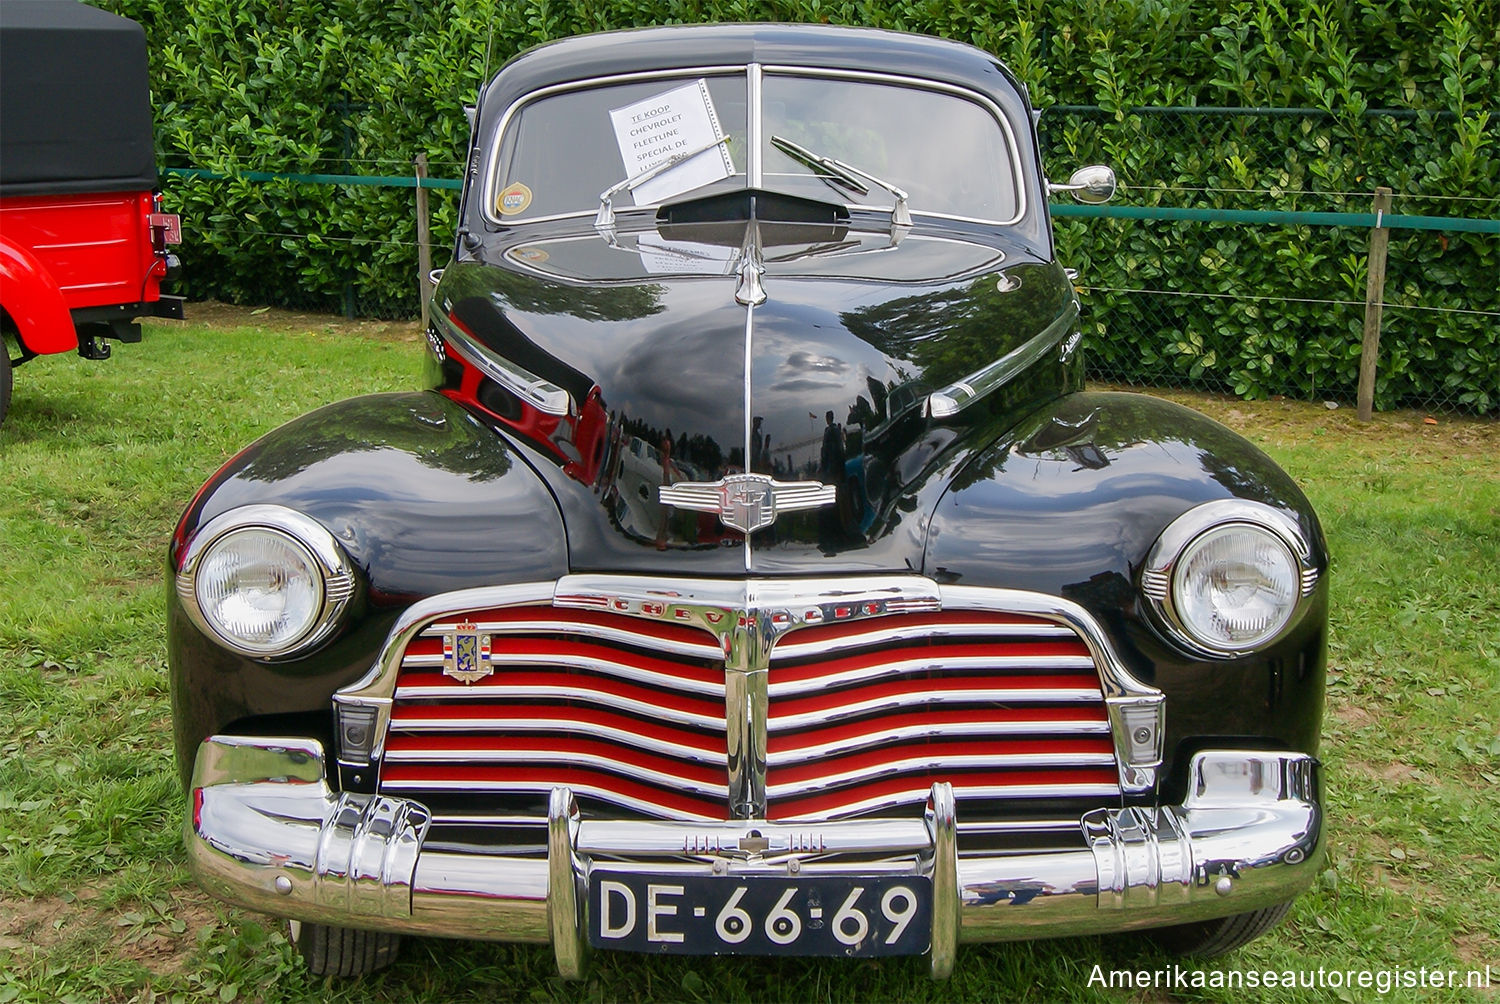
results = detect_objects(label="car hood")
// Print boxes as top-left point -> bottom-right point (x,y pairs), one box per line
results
430,214 -> 1078,575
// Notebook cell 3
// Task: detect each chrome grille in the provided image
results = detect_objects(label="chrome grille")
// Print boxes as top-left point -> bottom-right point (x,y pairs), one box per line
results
766,610 -> 1121,820
379,605 -> 728,820
372,590 -> 1126,825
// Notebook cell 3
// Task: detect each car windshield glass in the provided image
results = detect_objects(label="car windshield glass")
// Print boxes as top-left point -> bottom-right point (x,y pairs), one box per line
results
760,74 -> 1018,222
492,73 -> 748,221
490,70 -> 1019,224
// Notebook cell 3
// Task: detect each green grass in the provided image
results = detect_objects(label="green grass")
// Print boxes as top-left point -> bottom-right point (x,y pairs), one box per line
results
1,313 -> 1497,1003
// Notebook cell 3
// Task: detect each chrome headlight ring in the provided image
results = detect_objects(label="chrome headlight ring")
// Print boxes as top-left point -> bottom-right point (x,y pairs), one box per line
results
1142,499 -> 1319,659
176,504 -> 358,660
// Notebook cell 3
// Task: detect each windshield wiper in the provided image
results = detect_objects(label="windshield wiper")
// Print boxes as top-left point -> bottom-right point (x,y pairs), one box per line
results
595,135 -> 731,232
769,135 -> 912,228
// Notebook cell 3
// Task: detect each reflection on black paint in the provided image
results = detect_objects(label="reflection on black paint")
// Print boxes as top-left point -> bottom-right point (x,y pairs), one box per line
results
237,394 -> 510,484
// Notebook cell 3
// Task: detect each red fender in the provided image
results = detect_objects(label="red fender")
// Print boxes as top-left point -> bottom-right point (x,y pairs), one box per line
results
0,234 -> 78,355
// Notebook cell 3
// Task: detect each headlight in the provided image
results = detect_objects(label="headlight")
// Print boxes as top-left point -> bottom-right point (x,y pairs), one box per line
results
1143,500 -> 1318,657
177,505 -> 357,659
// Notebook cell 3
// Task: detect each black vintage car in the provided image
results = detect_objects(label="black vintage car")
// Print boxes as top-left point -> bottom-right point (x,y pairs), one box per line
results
170,24 -> 1326,979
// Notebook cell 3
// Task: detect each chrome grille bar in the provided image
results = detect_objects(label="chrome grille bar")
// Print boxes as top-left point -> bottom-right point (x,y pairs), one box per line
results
767,653 -> 1097,695
400,647 -> 726,697
392,683 -> 726,730
770,684 -> 1106,731
422,611 -> 723,661
766,713 -> 1112,765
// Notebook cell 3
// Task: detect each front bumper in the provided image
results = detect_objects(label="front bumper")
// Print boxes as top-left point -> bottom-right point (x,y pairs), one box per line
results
186,736 -> 1321,978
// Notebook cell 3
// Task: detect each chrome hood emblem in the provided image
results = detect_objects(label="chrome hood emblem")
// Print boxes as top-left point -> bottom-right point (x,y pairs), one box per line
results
659,474 -> 836,533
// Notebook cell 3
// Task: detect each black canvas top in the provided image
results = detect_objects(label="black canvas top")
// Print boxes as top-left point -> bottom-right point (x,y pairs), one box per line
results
0,0 -> 158,196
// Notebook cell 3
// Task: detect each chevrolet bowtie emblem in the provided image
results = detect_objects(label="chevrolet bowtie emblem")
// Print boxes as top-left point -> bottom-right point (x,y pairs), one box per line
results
659,474 -> 837,533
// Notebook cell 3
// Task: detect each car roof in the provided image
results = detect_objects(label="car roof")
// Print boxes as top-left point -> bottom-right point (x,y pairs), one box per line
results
479,22 -> 1030,120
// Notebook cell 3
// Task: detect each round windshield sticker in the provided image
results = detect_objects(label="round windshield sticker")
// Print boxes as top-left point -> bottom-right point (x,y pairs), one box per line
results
514,247 -> 549,264
498,182 -> 533,215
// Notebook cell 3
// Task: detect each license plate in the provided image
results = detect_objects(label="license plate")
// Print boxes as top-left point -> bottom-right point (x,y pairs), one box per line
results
588,872 -> 931,957
149,213 -> 182,244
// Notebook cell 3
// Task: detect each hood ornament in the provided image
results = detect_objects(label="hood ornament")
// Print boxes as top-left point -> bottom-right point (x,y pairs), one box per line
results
660,474 -> 836,533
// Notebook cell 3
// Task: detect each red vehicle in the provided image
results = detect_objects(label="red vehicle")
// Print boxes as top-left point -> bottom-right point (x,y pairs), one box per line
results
0,0 -> 182,425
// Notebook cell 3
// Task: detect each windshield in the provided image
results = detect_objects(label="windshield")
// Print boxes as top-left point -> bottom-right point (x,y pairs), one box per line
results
490,72 -> 749,222
488,69 -> 1022,225
761,74 -> 1018,222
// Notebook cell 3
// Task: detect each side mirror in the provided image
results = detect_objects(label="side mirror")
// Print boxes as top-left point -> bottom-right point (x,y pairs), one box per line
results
464,104 -> 477,129
1049,165 -> 1117,204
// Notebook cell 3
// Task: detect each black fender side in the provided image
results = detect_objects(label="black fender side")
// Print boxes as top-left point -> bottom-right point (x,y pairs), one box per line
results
923,391 -> 1328,797
167,391 -> 567,790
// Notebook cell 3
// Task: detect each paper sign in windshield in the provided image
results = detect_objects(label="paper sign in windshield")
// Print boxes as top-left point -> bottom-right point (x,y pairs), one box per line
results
609,80 -> 733,206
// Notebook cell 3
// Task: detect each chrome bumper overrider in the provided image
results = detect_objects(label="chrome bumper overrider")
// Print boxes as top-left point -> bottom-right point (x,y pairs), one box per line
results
186,736 -> 1322,979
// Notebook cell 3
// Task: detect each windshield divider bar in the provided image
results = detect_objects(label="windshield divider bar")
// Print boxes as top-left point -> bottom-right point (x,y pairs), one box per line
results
747,63 -> 763,190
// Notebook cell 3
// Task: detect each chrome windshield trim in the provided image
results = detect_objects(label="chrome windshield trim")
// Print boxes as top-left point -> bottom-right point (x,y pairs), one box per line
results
484,64 -> 1027,228
746,63 -> 763,189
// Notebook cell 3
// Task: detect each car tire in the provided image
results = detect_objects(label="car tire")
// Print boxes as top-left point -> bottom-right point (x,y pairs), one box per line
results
0,342 -> 12,426
1148,902 -> 1294,957
288,919 -> 401,977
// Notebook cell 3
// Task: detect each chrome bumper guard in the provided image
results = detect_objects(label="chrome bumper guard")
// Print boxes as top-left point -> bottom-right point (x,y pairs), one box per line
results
187,736 -> 1321,979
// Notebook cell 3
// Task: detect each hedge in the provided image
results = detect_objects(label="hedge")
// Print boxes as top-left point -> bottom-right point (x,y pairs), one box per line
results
99,0 -> 1499,411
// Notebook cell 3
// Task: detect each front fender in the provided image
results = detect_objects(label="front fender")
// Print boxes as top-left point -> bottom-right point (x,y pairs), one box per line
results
168,391 -> 567,789
0,235 -> 76,354
923,391 -> 1328,790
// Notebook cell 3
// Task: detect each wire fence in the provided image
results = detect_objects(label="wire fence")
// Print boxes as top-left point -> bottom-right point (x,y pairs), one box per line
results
1038,106 -> 1499,414
158,106 -> 1499,414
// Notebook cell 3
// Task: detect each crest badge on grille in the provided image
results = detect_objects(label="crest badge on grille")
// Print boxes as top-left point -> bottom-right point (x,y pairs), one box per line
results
659,474 -> 837,533
442,622 -> 493,684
